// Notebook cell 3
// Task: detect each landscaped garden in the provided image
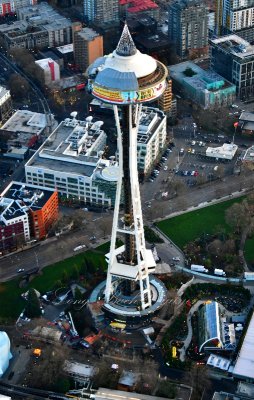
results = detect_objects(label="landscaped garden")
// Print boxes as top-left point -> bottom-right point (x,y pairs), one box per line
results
161,283 -> 251,369
156,194 -> 254,271
0,243 -> 109,322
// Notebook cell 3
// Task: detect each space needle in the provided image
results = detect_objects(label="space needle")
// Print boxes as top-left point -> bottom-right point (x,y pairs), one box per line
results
88,24 -> 168,324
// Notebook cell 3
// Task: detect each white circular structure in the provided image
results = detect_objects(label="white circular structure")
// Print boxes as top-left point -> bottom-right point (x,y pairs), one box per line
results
101,166 -> 119,182
0,331 -> 12,377
89,24 -> 168,105
104,50 -> 157,78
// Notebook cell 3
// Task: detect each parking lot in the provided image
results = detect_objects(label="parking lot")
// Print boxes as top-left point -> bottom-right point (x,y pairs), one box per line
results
146,127 -> 248,194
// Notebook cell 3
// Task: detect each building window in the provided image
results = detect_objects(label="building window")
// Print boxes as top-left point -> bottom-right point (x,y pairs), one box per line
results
67,177 -> 78,184
44,173 -> 54,180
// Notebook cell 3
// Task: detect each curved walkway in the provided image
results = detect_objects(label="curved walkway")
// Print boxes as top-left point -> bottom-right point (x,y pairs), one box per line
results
178,300 -> 204,362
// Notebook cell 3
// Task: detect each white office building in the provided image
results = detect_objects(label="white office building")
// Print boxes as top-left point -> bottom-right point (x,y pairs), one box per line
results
25,116 -> 117,207
206,143 -> 238,160
114,106 -> 167,174
137,107 -> 167,174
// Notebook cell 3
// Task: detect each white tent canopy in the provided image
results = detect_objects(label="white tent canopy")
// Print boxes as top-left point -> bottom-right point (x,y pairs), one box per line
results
0,331 -> 12,377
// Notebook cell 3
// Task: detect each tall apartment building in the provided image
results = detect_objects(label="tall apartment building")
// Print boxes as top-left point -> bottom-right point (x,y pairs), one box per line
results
18,3 -> 72,47
0,3 -> 73,50
210,34 -> 254,99
168,0 -> 209,59
0,0 -> 36,17
115,106 -> 167,174
216,0 -> 254,42
0,86 -> 12,125
74,27 -> 103,72
158,78 -> 173,114
84,0 -> 119,24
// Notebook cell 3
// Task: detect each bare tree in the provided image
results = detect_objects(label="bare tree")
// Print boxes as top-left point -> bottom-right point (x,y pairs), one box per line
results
188,365 -> 211,400
214,165 -> 225,180
26,346 -> 70,389
97,217 -> 112,238
207,239 -> 223,256
8,74 -> 30,99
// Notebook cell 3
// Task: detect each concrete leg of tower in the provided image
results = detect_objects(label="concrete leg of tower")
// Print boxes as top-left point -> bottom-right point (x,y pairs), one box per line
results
104,103 -> 154,311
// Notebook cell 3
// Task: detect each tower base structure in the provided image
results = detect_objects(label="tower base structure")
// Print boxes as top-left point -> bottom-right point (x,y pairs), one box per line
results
89,275 -> 168,325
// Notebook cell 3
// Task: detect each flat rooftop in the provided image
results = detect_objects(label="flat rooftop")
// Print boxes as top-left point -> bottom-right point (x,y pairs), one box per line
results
210,34 -> 254,59
1,181 -> 55,211
138,107 -> 165,144
0,21 -> 45,38
18,3 -> 72,31
26,117 -> 106,178
233,310 -> 254,380
239,111 -> 254,122
135,32 -> 169,50
76,27 -> 101,40
64,361 -> 95,378
242,145 -> 254,162
170,61 -> 234,92
237,382 -> 254,398
0,197 -> 26,221
35,58 -> 57,70
56,43 -> 73,54
2,110 -> 47,135
94,388 -> 175,400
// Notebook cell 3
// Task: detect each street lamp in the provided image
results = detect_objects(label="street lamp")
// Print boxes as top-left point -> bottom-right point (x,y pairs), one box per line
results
233,122 -> 238,144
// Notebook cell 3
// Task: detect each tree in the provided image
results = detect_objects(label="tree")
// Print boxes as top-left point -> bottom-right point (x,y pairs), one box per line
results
214,165 -> 225,180
225,200 -> 254,235
196,174 -> 207,186
8,74 -> 30,99
207,239 -> 223,257
25,288 -> 41,318
71,264 -> 80,281
98,218 -> 112,238
9,48 -> 34,68
172,179 -> 186,196
74,287 -> 83,300
156,381 -> 177,398
61,269 -> 69,285
26,347 -> 70,390
188,365 -> 211,400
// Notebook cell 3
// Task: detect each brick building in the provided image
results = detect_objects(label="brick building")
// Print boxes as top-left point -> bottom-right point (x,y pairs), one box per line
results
1,182 -> 59,242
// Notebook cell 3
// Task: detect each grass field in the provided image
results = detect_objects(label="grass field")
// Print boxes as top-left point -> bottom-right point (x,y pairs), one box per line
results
0,244 -> 109,320
156,197 -> 245,249
244,237 -> 254,265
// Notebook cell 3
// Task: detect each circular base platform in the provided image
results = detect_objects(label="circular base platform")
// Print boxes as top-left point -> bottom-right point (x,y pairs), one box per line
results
89,275 -> 168,325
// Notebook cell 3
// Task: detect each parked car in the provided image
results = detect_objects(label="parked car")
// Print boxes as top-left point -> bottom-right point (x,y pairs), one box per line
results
17,268 -> 25,273
73,244 -> 86,252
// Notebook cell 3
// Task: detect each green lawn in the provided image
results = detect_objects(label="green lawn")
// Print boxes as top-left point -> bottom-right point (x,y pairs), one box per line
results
0,245 -> 109,321
156,197 -> 245,249
244,236 -> 254,265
